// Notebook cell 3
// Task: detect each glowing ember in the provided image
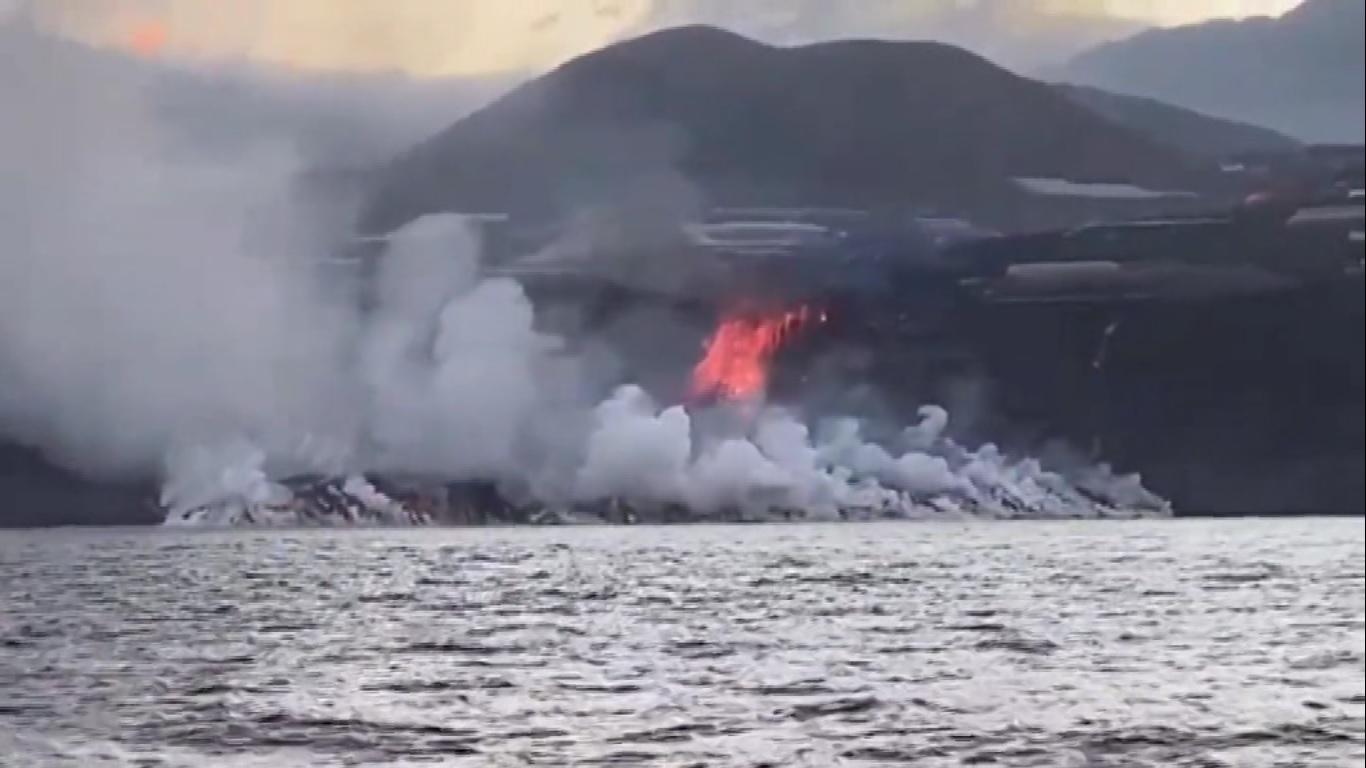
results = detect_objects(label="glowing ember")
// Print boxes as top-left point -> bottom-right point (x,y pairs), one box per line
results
126,21 -> 169,57
689,306 -> 823,402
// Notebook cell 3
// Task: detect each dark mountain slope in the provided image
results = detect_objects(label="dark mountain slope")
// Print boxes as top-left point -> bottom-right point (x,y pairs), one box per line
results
1055,83 -> 1300,158
1063,0 -> 1365,142
363,26 -> 1213,234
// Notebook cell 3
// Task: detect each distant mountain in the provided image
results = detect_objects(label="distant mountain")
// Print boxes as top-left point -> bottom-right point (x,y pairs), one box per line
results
363,26 -> 1216,235
641,0 -> 1146,73
1054,84 -> 1300,158
1062,0 -> 1365,143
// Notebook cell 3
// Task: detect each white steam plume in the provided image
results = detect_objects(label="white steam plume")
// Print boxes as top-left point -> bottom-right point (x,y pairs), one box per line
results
358,216 -> 564,479
0,21 -> 362,479
569,387 -> 1165,520
0,19 -> 497,488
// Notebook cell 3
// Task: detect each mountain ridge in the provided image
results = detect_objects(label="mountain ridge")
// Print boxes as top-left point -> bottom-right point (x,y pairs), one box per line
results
362,25 -> 1220,235
1061,0 -> 1364,143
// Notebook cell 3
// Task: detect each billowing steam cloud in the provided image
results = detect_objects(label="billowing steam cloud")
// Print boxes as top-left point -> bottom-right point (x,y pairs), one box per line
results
568,390 -> 1164,519
358,216 -> 576,480
0,18 -> 1167,524
0,18 -> 496,480
0,20 -> 363,480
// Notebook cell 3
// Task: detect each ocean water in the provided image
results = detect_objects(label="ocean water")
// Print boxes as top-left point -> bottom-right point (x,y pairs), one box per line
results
1,519 -> 1361,767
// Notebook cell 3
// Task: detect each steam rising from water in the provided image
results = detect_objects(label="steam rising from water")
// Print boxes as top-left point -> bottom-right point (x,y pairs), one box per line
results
570,388 -> 1164,519
0,19 -> 1166,524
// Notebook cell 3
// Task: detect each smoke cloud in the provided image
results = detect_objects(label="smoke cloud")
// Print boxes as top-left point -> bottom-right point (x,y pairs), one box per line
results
1,21 -> 356,479
0,19 -> 500,482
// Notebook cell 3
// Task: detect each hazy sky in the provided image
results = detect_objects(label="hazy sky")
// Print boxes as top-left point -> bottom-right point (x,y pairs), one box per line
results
24,0 -> 1305,76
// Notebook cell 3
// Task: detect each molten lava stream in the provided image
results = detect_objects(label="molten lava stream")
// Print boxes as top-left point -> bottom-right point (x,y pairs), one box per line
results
689,306 -> 821,403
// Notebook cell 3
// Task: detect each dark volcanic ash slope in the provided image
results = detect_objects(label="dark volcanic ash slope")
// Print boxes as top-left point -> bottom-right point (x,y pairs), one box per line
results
362,25 -> 1213,235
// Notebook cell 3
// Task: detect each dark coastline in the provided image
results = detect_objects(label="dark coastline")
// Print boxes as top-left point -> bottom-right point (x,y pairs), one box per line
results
1,441 -> 1359,530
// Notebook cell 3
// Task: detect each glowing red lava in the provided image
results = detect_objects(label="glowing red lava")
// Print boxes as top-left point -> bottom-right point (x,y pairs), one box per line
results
689,305 -> 824,402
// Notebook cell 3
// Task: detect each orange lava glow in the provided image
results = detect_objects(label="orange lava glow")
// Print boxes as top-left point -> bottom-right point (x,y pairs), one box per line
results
126,20 -> 169,57
689,306 -> 824,402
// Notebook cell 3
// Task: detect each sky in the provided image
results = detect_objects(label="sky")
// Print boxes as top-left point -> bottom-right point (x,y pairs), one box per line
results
19,0 -> 1306,77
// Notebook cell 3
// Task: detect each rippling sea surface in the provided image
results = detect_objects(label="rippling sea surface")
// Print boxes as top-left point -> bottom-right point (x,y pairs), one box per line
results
1,519 -> 1362,767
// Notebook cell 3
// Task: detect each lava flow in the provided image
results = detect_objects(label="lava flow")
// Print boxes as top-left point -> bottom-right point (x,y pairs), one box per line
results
689,305 -> 823,402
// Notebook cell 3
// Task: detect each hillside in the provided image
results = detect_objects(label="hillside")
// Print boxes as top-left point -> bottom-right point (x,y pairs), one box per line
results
1054,84 -> 1300,158
362,26 -> 1219,235
1062,0 -> 1365,143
